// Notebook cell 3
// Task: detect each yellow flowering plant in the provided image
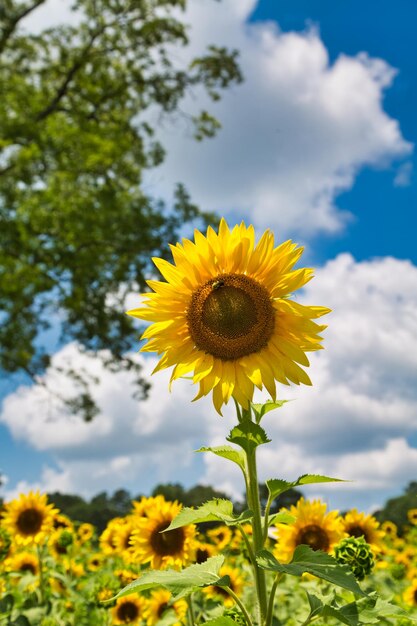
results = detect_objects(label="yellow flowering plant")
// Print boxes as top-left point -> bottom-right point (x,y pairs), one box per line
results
111,219 -> 405,626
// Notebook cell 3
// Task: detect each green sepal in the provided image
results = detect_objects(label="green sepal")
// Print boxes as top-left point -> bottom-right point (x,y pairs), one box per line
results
251,399 -> 287,423
109,555 -> 225,602
164,499 -> 253,531
227,421 -> 271,454
196,445 -> 246,472
256,545 -> 365,596
266,474 -> 347,501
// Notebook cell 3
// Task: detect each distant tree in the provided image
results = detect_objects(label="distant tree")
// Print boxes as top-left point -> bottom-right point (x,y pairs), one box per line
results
0,0 -> 242,420
374,481 -> 417,535
152,483 -> 186,504
237,484 -> 303,514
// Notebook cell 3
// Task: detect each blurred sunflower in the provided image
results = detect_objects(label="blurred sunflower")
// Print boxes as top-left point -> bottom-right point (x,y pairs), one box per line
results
2,491 -> 57,546
53,513 -> 74,531
342,509 -> 384,552
204,565 -> 245,608
408,509 -> 417,525
100,518 -> 125,555
112,594 -> 147,625
207,525 -> 233,551
132,495 -> 166,518
49,529 -> 75,560
87,552 -> 105,571
144,589 -> 187,626
381,520 -> 398,539
193,540 -> 216,564
403,578 -> 417,607
274,498 -> 346,562
131,498 -> 196,570
127,219 -> 330,413
7,550 -> 39,576
112,517 -> 138,562
77,522 -> 95,543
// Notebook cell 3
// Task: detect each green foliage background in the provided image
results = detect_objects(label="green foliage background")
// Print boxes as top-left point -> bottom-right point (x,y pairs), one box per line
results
0,0 -> 242,419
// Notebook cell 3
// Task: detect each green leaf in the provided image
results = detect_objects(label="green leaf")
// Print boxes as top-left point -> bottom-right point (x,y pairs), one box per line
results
196,446 -> 246,472
164,499 -> 253,531
306,592 -> 323,616
256,545 -> 365,596
227,421 -> 271,454
202,618 -> 238,626
266,474 -> 346,501
113,555 -> 225,601
354,593 -> 416,623
267,511 -> 296,526
251,400 -> 287,423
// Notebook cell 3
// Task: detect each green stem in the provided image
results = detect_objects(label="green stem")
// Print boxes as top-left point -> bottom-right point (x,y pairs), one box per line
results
224,586 -> 254,626
186,595 -> 196,626
236,522 -> 257,567
262,494 -> 273,545
265,573 -> 282,626
242,406 -> 268,626
37,545 -> 45,605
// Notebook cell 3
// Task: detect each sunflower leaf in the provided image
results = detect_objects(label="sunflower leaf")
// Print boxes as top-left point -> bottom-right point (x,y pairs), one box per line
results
164,499 -> 253,531
227,421 -> 271,453
202,618 -> 239,626
267,511 -> 296,526
196,445 -> 246,472
256,545 -> 365,596
266,474 -> 346,501
110,555 -> 225,601
251,399 -> 287,423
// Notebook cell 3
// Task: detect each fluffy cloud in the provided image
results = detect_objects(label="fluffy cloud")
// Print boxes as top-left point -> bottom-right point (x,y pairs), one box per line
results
24,0 -> 412,236
146,0 -> 412,236
1,254 -> 417,512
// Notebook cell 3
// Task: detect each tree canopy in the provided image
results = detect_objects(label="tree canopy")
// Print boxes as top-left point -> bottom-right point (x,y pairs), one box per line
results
0,0 -> 242,419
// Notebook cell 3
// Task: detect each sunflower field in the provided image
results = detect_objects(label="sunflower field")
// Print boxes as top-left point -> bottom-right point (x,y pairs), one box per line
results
0,489 -> 416,625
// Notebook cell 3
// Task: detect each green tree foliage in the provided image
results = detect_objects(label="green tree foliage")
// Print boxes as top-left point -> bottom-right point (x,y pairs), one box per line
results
152,482 -> 231,507
0,0 -> 242,419
374,481 -> 417,535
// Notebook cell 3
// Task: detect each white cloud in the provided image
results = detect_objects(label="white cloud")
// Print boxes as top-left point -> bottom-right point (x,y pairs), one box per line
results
146,0 -> 412,237
1,254 -> 417,512
394,161 -> 413,187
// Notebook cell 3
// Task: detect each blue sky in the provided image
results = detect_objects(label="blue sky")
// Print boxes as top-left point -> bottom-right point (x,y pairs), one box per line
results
1,0 -> 416,513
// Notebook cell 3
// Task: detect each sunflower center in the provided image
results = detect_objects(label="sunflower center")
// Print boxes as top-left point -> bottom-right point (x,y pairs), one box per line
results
187,274 -> 275,360
16,508 -> 44,536
297,524 -> 330,551
347,525 -> 367,540
20,561 -> 37,574
157,602 -> 168,618
196,548 -> 210,563
150,522 -> 185,556
414,589 -> 417,604
117,601 -> 139,623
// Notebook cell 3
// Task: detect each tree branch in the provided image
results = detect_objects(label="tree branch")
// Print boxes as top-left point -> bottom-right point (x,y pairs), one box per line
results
0,0 -> 46,53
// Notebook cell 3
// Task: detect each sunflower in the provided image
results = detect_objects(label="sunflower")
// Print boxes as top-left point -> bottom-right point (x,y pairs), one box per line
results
111,594 -> 147,625
193,540 -> 216,563
403,579 -> 417,607
100,518 -> 125,555
408,509 -> 417,525
127,219 -> 330,413
87,552 -> 105,571
342,509 -> 385,552
112,517 -> 139,562
49,529 -> 75,560
144,589 -> 187,626
7,551 -> 39,576
380,520 -> 398,539
204,565 -> 245,608
207,525 -> 233,551
53,513 -> 74,532
130,498 -> 196,570
77,522 -> 95,543
131,495 -> 167,518
1,491 -> 57,546
274,498 -> 346,562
